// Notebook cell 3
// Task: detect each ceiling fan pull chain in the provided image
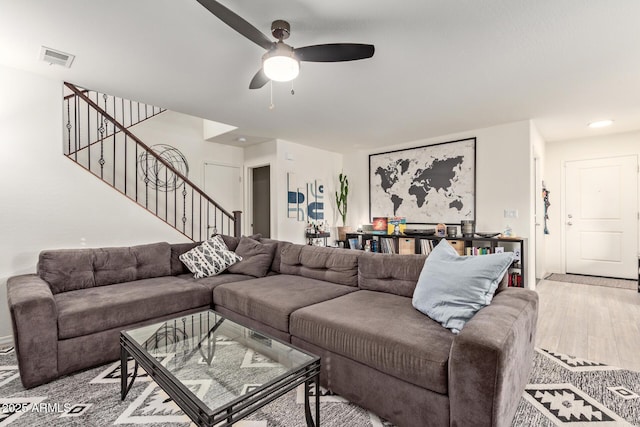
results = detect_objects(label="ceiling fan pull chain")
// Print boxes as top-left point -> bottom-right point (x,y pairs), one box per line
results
269,80 -> 275,110
291,81 -> 295,96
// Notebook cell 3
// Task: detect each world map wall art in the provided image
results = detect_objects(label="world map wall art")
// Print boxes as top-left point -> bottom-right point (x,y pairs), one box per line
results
369,137 -> 476,224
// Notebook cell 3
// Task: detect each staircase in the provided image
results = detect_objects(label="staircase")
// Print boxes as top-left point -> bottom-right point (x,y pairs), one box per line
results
63,82 -> 241,241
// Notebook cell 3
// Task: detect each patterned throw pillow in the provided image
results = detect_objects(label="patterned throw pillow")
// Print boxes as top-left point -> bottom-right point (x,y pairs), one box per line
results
179,235 -> 242,278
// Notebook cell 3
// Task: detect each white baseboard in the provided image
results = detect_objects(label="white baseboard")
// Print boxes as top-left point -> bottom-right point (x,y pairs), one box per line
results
0,335 -> 14,347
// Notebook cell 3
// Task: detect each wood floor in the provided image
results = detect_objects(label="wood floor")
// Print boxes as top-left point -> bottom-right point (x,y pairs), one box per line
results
535,279 -> 640,372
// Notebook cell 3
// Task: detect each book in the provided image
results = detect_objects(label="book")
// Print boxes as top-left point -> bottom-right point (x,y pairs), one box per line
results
387,217 -> 407,234
348,237 -> 360,250
380,237 -> 395,253
513,248 -> 521,261
372,217 -> 388,232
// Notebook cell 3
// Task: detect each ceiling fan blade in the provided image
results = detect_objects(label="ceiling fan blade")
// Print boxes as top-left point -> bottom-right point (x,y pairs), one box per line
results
249,68 -> 270,89
196,0 -> 273,50
294,43 -> 375,62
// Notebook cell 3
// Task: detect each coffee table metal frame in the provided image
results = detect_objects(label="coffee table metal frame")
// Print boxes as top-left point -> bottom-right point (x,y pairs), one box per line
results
120,310 -> 320,427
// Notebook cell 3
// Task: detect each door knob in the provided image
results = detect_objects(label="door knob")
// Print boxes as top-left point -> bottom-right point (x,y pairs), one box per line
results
567,221 -> 573,226
567,214 -> 573,218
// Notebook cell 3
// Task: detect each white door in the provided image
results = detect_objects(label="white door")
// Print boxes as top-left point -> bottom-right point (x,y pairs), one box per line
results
565,156 -> 638,279
203,162 -> 243,235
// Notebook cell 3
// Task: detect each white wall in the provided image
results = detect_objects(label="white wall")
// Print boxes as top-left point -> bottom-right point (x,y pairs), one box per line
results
134,111 -> 244,189
242,139 -> 343,245
274,140 -> 343,244
0,65 -> 234,342
544,130 -> 640,274
344,120 -> 536,287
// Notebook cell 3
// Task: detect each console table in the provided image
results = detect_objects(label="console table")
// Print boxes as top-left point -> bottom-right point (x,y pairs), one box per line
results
305,232 -> 330,246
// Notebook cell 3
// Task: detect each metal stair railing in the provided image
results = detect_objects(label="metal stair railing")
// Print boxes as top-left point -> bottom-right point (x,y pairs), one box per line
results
64,88 -> 166,156
63,82 -> 241,240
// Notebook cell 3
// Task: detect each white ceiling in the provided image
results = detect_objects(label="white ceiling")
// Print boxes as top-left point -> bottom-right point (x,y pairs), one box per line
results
2,0 -> 640,152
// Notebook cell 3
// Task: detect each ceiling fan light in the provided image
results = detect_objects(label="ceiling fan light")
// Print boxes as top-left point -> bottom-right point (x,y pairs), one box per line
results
263,51 -> 299,82
262,41 -> 300,82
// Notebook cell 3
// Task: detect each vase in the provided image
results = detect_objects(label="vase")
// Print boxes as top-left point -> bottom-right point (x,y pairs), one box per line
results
337,225 -> 353,242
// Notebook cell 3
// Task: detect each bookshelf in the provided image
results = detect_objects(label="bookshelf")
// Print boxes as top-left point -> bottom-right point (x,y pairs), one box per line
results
345,233 -> 527,288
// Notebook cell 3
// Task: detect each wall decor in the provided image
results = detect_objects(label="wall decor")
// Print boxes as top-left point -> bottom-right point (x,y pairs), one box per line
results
369,138 -> 475,224
542,186 -> 550,234
287,174 -> 324,222
306,179 -> 324,221
287,172 -> 304,220
137,144 -> 189,192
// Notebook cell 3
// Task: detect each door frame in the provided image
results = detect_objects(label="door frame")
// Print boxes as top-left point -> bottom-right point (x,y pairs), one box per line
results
534,157 -> 546,279
560,154 -> 639,275
244,162 -> 274,238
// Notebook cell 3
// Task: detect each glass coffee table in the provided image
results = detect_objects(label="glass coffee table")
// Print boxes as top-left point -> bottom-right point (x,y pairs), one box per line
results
120,310 -> 320,426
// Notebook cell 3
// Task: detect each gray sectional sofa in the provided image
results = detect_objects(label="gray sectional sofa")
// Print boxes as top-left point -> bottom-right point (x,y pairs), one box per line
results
6,236 -> 538,427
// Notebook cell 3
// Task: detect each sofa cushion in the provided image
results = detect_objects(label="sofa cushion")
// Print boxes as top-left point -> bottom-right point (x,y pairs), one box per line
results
38,242 -> 172,294
218,233 -> 262,252
179,236 -> 242,279
412,239 -> 515,334
280,244 -> 360,286
259,238 -> 292,273
55,276 -> 211,339
93,246 -> 137,286
213,274 -> 357,332
131,242 -> 172,280
226,237 -> 276,277
193,273 -> 255,292
170,242 -> 200,275
290,290 -> 454,394
358,252 -> 427,297
38,249 -> 95,294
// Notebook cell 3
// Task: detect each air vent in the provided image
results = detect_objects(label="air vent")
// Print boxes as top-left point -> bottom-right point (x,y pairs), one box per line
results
39,46 -> 75,68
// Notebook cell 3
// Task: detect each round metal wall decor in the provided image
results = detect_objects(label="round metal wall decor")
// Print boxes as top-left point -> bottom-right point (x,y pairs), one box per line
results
137,144 -> 189,192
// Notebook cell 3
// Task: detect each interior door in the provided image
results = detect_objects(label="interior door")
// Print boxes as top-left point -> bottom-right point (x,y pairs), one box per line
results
251,165 -> 271,238
203,162 -> 243,236
565,156 -> 638,279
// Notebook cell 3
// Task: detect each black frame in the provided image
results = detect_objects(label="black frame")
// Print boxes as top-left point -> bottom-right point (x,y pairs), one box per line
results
368,137 -> 476,225
120,310 -> 320,427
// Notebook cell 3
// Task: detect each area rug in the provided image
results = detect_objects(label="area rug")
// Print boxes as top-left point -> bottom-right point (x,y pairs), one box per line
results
546,273 -> 637,291
0,346 -> 638,426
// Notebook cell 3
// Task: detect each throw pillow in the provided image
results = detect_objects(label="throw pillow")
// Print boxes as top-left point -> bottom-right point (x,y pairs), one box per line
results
179,235 -> 242,279
227,237 -> 276,277
412,239 -> 515,334
218,233 -> 263,251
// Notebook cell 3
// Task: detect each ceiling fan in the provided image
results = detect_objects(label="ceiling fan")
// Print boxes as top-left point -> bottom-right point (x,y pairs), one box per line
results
196,0 -> 375,89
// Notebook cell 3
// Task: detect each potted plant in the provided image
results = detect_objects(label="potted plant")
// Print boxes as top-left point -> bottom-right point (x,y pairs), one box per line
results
335,172 -> 352,241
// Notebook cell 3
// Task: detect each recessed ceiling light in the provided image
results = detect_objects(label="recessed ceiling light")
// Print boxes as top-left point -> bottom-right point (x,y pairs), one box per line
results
588,120 -> 613,128
236,137 -> 247,142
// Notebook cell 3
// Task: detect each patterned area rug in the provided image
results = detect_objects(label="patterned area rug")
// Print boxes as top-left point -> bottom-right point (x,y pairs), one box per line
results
0,345 -> 638,426
546,273 -> 637,291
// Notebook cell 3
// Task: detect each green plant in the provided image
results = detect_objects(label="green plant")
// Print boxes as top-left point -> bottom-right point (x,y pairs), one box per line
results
335,172 -> 349,225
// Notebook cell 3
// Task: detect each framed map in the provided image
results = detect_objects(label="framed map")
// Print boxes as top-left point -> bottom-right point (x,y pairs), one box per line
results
369,138 -> 476,224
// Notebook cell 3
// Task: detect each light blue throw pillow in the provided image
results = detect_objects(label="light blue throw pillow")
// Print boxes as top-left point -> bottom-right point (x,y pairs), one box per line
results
412,239 -> 515,334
